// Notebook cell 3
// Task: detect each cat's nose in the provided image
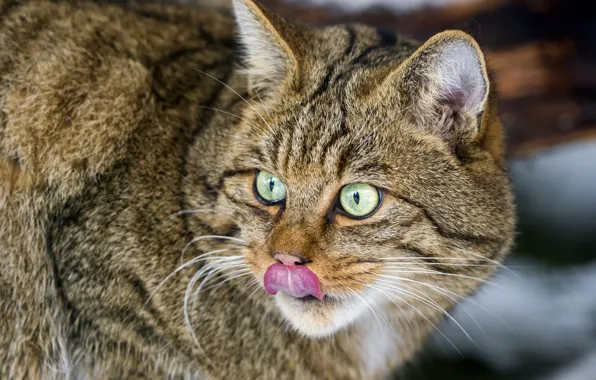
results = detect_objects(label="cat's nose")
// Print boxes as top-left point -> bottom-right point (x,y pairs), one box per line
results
273,252 -> 311,266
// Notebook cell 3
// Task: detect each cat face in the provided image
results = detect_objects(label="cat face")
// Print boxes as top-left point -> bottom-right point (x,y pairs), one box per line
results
214,97 -> 513,337
190,0 -> 515,338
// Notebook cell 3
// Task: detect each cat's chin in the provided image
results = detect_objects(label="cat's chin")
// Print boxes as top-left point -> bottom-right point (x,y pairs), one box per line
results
274,292 -> 369,338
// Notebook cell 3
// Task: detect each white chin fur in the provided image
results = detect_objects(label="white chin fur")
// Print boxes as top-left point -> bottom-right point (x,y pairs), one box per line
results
274,292 -> 371,338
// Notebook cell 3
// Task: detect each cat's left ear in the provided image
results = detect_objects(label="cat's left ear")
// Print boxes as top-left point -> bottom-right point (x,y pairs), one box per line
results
396,31 -> 490,141
232,0 -> 298,94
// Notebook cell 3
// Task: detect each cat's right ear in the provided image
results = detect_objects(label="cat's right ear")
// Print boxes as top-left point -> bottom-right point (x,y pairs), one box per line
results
390,30 -> 490,143
232,0 -> 298,94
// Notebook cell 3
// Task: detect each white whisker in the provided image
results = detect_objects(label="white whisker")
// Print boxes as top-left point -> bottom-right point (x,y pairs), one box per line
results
182,256 -> 247,357
378,271 -> 507,291
356,279 -> 415,331
375,277 -> 485,335
446,243 -> 521,278
237,280 -> 263,309
360,290 -> 400,340
165,208 -> 211,219
203,269 -> 252,292
180,235 -> 246,264
194,69 -> 276,135
184,271 -> 206,353
233,278 -> 260,303
197,262 -> 243,292
376,272 -> 510,332
191,258 -> 248,299
361,282 -> 463,357
383,263 -> 499,268
379,257 -> 496,262
250,82 -> 272,119
197,105 -> 253,124
144,249 -> 238,307
375,280 -> 476,343
349,289 -> 385,334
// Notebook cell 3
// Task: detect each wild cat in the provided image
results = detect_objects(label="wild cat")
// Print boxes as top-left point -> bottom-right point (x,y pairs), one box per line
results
0,0 -> 514,378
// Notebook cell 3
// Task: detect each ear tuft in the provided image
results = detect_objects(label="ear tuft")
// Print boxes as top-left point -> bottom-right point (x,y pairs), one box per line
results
232,0 -> 296,93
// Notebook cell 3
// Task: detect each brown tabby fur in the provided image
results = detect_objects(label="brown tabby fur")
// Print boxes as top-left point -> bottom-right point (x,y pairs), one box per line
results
0,0 -> 515,378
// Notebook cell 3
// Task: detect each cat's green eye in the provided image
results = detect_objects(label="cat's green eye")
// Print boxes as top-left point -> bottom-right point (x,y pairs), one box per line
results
338,183 -> 381,219
254,171 -> 286,205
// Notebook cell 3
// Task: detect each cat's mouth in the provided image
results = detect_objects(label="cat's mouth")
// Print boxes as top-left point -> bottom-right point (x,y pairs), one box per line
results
261,263 -> 364,337
296,294 -> 323,302
293,293 -> 341,305
262,263 -> 338,304
273,288 -> 362,337
263,263 -> 324,300
275,289 -> 343,310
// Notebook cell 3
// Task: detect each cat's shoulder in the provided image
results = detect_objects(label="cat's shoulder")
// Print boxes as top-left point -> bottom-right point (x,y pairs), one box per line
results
0,0 -> 235,195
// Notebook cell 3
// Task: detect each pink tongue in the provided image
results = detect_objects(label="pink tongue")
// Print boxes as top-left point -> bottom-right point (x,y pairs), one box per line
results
264,263 -> 323,300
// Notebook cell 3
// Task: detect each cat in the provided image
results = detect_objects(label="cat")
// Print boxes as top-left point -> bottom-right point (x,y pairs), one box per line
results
0,0 -> 515,378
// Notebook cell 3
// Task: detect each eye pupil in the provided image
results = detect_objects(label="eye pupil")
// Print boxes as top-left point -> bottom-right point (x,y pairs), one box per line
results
339,183 -> 380,219
255,171 -> 286,204
353,191 -> 360,205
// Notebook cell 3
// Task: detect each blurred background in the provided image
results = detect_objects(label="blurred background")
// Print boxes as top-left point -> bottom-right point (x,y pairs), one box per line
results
254,0 -> 596,379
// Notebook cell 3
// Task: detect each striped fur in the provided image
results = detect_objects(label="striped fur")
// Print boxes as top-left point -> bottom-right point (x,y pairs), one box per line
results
0,0 -> 514,379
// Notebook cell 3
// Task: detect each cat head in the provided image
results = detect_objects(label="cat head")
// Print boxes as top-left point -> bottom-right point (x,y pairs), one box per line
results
189,0 -> 515,338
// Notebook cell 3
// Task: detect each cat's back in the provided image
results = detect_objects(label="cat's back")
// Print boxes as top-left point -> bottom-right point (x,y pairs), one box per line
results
0,2 -> 237,376
0,0 -> 236,196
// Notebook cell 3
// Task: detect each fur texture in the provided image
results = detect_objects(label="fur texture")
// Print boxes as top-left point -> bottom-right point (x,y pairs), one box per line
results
0,0 -> 515,378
